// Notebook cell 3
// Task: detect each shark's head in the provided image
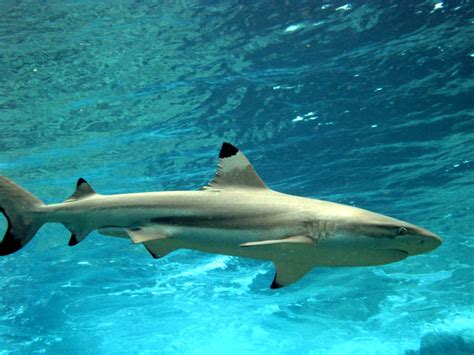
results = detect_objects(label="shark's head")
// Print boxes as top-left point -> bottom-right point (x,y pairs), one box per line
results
322,205 -> 443,265
348,219 -> 443,256
335,204 -> 443,257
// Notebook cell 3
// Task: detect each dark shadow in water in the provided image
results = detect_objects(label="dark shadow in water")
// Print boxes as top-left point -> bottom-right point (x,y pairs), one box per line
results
406,332 -> 474,355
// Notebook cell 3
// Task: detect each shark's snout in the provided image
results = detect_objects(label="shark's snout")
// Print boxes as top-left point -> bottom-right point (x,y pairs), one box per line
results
416,229 -> 442,254
401,228 -> 442,256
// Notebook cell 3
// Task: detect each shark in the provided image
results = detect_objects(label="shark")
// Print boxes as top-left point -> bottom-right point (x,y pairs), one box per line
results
0,142 -> 442,288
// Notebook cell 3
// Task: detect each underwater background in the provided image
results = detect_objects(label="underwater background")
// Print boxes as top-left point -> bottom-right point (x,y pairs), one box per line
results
1,0 -> 473,354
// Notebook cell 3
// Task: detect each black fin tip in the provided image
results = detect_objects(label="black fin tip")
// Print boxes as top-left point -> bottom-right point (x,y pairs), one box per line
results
0,207 -> 22,256
144,245 -> 159,259
68,234 -> 78,246
270,273 -> 283,289
219,142 -> 239,159
0,233 -> 23,256
77,178 -> 87,187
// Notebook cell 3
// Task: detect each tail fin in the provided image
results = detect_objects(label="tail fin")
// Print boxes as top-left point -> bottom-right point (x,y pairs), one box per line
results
0,176 -> 45,255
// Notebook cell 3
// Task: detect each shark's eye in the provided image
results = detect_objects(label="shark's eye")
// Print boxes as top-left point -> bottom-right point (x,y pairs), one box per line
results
397,227 -> 408,235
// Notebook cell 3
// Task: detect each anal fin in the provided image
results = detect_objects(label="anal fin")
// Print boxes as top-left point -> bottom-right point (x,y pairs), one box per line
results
68,234 -> 79,246
64,223 -> 91,247
271,260 -> 313,289
68,232 -> 90,246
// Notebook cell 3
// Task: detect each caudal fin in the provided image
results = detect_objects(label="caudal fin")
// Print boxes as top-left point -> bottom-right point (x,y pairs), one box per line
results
0,176 -> 45,255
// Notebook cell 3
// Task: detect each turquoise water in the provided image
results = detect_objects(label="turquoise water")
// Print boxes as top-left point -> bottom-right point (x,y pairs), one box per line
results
1,1 -> 473,353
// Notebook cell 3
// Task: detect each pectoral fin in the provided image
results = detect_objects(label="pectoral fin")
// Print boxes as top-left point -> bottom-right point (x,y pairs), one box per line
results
271,260 -> 313,289
240,235 -> 314,248
126,227 -> 168,244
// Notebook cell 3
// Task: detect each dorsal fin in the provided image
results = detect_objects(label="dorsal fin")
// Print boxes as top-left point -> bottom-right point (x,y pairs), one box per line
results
201,142 -> 268,190
65,178 -> 96,202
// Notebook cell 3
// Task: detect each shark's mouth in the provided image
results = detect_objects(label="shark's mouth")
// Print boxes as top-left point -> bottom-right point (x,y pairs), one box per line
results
388,249 -> 410,260
374,248 -> 409,263
392,249 -> 409,255
377,247 -> 408,254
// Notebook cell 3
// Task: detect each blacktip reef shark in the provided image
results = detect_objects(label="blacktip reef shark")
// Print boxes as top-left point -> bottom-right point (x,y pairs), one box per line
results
0,143 -> 442,288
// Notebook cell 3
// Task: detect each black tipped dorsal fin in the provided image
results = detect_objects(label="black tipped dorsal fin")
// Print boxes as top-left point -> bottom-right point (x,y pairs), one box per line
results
201,142 -> 268,190
65,178 -> 97,202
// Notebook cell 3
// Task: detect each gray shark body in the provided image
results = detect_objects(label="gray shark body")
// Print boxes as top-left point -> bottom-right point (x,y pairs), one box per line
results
0,143 -> 442,288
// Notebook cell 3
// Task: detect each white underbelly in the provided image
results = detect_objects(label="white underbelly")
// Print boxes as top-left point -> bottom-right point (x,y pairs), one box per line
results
99,225 -> 407,267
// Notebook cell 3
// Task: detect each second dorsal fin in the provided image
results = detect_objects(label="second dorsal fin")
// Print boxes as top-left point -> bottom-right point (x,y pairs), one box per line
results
201,142 -> 268,190
65,178 -> 97,202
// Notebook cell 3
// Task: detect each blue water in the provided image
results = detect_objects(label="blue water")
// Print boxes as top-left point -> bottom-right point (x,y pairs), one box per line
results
1,1 -> 473,353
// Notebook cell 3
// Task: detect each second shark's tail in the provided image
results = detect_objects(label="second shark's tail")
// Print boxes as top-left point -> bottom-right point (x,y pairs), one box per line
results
0,176 -> 45,255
